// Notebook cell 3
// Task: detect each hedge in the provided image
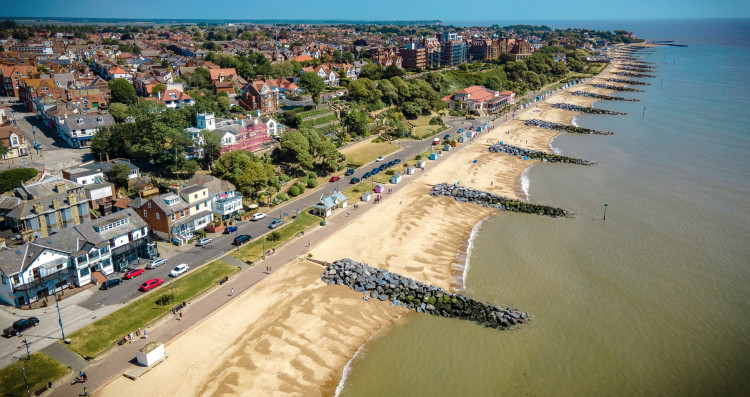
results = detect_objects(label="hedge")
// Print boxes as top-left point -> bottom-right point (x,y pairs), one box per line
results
0,168 -> 38,193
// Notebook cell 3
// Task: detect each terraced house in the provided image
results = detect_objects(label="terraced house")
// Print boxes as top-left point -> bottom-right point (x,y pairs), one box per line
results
0,208 -> 153,307
130,185 -> 213,243
59,113 -> 115,148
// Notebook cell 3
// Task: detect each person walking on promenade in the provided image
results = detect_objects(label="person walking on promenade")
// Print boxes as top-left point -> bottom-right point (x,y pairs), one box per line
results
144,329 -> 148,339
231,288 -> 234,296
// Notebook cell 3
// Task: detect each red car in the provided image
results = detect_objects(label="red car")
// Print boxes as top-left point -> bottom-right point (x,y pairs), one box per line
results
123,268 -> 144,280
329,176 -> 341,182
139,278 -> 164,292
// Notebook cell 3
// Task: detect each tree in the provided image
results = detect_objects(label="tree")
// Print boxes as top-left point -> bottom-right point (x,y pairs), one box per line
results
342,51 -> 355,64
279,130 -> 314,170
201,130 -> 222,168
384,63 -> 404,79
359,62 -> 383,80
108,78 -> 137,105
297,72 -> 326,108
217,95 -> 231,114
152,83 -> 166,98
485,75 -> 503,91
109,163 -> 131,189
270,61 -> 296,78
108,103 -> 128,123
342,110 -> 369,136
0,143 -> 8,157
401,102 -> 421,119
182,160 -> 199,177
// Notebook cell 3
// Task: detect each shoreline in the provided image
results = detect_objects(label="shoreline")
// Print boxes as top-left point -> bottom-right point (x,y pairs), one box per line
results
97,48 -> 629,397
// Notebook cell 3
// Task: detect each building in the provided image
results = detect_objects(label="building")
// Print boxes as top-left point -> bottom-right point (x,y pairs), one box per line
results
189,174 -> 243,220
469,38 -> 499,60
62,167 -> 116,213
132,185 -> 213,242
217,122 -> 273,154
79,158 -> 141,181
424,37 -> 442,68
0,125 -> 29,160
238,80 -> 280,114
0,208 -> 154,307
5,177 -> 92,240
311,192 -> 348,218
59,113 -> 115,148
399,42 -> 426,69
19,78 -> 65,112
1,64 -> 36,97
440,33 -> 468,66
442,86 -> 515,113
300,65 -> 339,87
158,89 -> 195,109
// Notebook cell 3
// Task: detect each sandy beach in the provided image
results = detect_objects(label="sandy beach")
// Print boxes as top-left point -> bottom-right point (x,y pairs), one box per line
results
98,56 -> 626,397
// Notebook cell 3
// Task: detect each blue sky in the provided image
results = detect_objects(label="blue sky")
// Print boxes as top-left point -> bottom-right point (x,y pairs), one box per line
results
3,0 -> 748,21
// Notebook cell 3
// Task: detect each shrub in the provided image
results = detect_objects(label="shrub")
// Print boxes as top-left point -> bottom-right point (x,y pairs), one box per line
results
294,183 -> 305,194
415,155 -> 423,160
307,172 -> 317,179
386,170 -> 395,175
267,231 -> 281,241
270,176 -> 280,185
372,137 -> 384,143
155,294 -> 172,306
279,174 -> 290,182
429,116 -> 443,125
0,168 -> 38,193
195,230 -> 207,238
306,179 -> 317,188
288,185 -> 300,197
277,193 -> 289,201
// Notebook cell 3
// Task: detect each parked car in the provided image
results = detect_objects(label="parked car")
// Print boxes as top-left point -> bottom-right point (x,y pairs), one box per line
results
432,138 -> 441,145
99,278 -> 123,290
371,168 -> 380,175
376,156 -> 385,162
457,128 -> 464,133
350,177 -> 361,184
394,158 -> 401,164
123,268 -> 145,279
3,317 -> 39,337
224,226 -> 238,234
169,264 -> 190,277
443,134 -> 451,139
32,142 -> 43,149
146,258 -> 167,269
268,219 -> 283,229
232,234 -> 251,246
250,213 -> 266,221
196,237 -> 212,247
329,176 -> 341,182
387,161 -> 395,168
139,278 -> 164,292
363,172 -> 372,179
379,165 -> 387,172
344,168 -> 355,176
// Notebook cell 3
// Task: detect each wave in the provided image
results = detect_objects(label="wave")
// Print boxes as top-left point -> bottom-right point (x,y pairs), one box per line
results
549,135 -> 562,155
520,164 -> 536,201
450,216 -> 490,293
334,312 -> 408,397
571,115 -> 580,127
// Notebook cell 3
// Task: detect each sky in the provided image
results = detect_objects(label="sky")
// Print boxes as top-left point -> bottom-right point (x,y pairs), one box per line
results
2,0 -> 749,22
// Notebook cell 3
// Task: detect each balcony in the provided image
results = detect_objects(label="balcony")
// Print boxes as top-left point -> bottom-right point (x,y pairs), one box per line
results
14,268 -> 75,292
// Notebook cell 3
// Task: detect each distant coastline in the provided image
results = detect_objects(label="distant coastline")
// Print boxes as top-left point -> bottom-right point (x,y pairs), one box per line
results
0,16 -> 442,25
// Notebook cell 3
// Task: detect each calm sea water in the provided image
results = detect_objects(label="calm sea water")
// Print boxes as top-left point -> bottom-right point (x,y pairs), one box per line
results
337,20 -> 750,397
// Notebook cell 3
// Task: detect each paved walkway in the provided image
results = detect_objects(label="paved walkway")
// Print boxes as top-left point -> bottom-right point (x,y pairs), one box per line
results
41,342 -> 88,373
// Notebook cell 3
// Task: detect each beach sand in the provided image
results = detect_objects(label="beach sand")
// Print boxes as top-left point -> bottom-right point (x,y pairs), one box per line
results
98,58 -> 624,397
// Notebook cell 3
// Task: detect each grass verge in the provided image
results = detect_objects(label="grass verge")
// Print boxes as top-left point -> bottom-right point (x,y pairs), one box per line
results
344,141 -> 400,167
230,210 -> 321,263
64,261 -> 239,359
0,353 -> 69,396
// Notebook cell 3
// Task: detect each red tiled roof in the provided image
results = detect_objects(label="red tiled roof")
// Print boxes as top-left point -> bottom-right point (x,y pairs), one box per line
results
454,85 -> 496,103
294,54 -> 314,62
209,68 -> 237,81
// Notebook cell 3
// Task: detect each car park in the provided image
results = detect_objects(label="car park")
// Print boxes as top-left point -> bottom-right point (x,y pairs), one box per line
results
443,134 -> 451,139
378,165 -> 387,172
371,168 -> 379,175
224,226 -> 238,233
344,168 -> 355,176
139,278 -> 164,291
99,278 -> 123,290
250,213 -> 266,221
196,237 -> 212,247
330,176 -> 341,182
232,235 -> 251,245
350,177 -> 361,184
146,258 -> 168,269
269,219 -> 283,229
3,317 -> 39,337
376,156 -> 385,162
169,264 -> 190,277
123,268 -> 145,279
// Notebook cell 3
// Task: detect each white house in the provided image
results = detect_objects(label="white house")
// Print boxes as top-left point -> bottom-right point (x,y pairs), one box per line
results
59,114 -> 115,148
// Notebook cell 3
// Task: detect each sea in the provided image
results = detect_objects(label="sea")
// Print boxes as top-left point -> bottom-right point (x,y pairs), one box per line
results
336,19 -> 750,397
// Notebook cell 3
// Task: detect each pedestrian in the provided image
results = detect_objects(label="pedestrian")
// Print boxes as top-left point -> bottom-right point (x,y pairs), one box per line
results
347,211 -> 350,216
179,312 -> 183,319
83,386 -> 87,396
144,329 -> 148,339
129,332 -> 134,342
491,181 -> 494,186
231,288 -> 234,296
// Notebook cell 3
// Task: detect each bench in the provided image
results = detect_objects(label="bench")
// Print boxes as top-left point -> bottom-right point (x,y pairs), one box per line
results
34,382 -> 51,396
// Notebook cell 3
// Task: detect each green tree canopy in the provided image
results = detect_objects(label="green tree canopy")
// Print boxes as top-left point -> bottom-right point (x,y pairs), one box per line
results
297,72 -> 326,107
108,78 -> 137,105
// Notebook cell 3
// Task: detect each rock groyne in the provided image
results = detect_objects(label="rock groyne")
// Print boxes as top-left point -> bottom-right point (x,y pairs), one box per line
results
488,142 -> 596,165
593,84 -> 644,92
321,258 -> 529,330
571,91 -> 639,102
614,71 -> 656,78
551,103 -> 628,115
606,78 -> 650,86
525,119 -> 614,135
616,66 -> 655,73
430,183 -> 575,217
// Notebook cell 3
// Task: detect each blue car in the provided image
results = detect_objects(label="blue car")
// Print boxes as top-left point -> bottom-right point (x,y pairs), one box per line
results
344,168 -> 355,176
363,172 -> 372,178
269,219 -> 283,229
350,177 -> 361,184
371,168 -> 380,175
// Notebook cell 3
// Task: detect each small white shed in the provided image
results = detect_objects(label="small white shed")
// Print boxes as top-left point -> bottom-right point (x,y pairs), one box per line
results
136,342 -> 165,367
361,191 -> 373,202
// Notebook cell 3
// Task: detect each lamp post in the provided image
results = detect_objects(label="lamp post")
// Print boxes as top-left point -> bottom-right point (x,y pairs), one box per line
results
46,281 -> 65,340
20,365 -> 30,397
603,203 -> 608,220
171,283 -> 175,315
234,217 -> 240,252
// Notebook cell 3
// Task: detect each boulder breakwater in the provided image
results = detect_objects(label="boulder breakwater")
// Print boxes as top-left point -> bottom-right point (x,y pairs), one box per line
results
606,78 -> 650,85
430,183 -> 575,217
525,119 -> 615,135
614,71 -> 656,78
488,142 -> 596,165
571,91 -> 639,101
593,84 -> 644,92
551,103 -> 628,115
621,63 -> 657,69
616,66 -> 655,73
321,258 -> 530,330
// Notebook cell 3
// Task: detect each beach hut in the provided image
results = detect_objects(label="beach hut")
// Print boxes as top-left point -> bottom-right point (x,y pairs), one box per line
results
443,144 -> 451,151
312,191 -> 349,218
429,153 -> 439,160
450,140 -> 458,147
390,172 -> 402,184
361,191 -> 372,202
374,184 -> 385,193
457,135 -> 467,143
404,166 -> 415,175
416,160 -> 426,169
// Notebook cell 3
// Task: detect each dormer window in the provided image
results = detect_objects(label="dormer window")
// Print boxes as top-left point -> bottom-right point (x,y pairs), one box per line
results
77,118 -> 84,123
97,116 -> 103,122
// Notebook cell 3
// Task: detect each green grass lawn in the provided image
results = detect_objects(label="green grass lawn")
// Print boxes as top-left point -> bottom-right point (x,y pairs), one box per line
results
343,141 -> 400,167
0,353 -> 69,396
230,210 -> 322,263
408,113 -> 447,139
297,108 -> 329,119
64,261 -> 239,359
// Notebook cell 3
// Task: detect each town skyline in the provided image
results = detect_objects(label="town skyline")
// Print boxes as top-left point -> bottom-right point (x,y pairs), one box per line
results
3,0 -> 748,21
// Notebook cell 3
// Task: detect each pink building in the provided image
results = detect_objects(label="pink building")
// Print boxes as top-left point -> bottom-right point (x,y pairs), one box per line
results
218,124 -> 273,154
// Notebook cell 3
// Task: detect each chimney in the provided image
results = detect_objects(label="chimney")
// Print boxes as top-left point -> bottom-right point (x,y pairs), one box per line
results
55,181 -> 66,193
106,152 -> 110,163
67,191 -> 77,205
52,198 -> 60,209
33,202 -> 44,214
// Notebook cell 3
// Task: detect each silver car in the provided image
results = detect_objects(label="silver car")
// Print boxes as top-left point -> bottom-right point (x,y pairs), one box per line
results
146,258 -> 168,269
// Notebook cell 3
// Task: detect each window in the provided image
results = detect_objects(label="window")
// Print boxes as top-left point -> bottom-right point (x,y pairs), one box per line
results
143,210 -> 147,217
148,202 -> 151,208
156,213 -> 160,220
171,214 -> 175,221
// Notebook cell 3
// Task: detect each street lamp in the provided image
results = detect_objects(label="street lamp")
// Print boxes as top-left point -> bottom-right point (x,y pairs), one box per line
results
171,283 -> 175,315
603,203 -> 608,220
45,281 -> 65,340
234,217 -> 240,252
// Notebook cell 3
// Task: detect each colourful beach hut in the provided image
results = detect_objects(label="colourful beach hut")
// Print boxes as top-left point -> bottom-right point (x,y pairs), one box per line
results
390,172 -> 402,184
361,191 -> 372,202
374,184 -> 385,193
443,144 -> 451,151
429,153 -> 439,160
457,135 -> 467,143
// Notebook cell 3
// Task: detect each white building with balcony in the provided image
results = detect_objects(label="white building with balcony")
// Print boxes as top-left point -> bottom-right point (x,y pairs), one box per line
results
189,175 -> 243,220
